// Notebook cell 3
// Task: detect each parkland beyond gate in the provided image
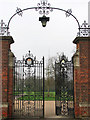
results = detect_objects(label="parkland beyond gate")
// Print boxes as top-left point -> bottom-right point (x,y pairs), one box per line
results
0,0 -> 90,119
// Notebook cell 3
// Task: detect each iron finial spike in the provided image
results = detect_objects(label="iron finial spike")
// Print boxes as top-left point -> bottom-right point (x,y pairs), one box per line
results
29,50 -> 30,56
0,19 -> 10,36
79,20 -> 90,37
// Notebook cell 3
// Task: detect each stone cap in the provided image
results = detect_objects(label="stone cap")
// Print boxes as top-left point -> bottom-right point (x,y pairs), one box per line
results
73,37 -> 90,44
72,50 -> 80,67
0,36 -> 14,44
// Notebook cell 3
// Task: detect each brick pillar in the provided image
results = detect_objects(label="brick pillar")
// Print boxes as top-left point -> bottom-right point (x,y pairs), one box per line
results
0,36 -> 14,119
73,37 -> 90,118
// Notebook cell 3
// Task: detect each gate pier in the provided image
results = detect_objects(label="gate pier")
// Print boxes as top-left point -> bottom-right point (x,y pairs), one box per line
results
0,36 -> 14,119
73,37 -> 90,118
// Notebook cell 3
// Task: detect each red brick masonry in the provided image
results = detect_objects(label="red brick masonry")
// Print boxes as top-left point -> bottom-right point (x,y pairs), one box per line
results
0,36 -> 14,119
73,37 -> 90,118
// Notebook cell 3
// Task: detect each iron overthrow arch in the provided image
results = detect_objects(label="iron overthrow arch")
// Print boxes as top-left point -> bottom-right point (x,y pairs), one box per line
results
7,7 -> 80,34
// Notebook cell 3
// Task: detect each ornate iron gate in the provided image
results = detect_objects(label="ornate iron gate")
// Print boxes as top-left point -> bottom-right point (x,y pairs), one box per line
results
55,54 -> 74,117
13,51 -> 44,118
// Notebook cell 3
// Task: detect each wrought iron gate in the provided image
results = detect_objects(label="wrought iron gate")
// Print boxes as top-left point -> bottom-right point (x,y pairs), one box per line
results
13,51 -> 44,118
55,54 -> 74,117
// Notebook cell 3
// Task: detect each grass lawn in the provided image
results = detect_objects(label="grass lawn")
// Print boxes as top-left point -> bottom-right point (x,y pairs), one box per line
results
45,92 -> 55,100
15,91 -> 73,101
15,92 -> 55,101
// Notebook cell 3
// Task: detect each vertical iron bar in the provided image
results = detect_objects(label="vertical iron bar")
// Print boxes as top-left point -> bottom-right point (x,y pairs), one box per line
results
28,67 -> 30,117
18,64 -> 21,116
40,62 -> 42,117
39,62 -> 42,117
60,63 -> 62,115
18,65 -> 20,116
15,63 -> 18,115
39,62 -> 40,116
43,57 -> 44,118
20,66 -> 21,116
37,63 -> 38,116
22,61 -> 24,117
19,63 -> 21,117
37,62 -> 39,117
21,62 -> 23,117
17,63 -> 19,115
34,60 -> 36,117
55,62 -> 56,115
39,62 -> 41,117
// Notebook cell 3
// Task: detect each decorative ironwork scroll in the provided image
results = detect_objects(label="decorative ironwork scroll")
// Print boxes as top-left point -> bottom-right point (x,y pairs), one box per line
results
65,9 -> 72,17
35,0 -> 53,15
16,7 -> 23,16
77,21 -> 90,37
55,54 -> 74,116
0,20 -> 10,36
1,0 -> 90,37
13,51 -> 44,118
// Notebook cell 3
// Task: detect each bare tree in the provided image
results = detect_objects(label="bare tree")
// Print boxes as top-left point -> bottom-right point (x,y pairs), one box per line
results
45,57 -> 56,96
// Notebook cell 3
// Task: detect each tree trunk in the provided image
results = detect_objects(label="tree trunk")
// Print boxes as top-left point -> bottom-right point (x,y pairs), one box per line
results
48,87 -> 49,97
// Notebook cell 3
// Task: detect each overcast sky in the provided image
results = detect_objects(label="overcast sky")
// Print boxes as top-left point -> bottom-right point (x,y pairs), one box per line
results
0,0 -> 89,61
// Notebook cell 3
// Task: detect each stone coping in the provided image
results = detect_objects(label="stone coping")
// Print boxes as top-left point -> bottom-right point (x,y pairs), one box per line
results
0,36 -> 14,44
73,37 -> 90,44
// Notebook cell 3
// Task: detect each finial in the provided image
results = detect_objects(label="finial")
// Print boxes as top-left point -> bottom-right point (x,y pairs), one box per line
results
0,20 -> 10,36
78,20 -> 90,37
36,0 -> 53,15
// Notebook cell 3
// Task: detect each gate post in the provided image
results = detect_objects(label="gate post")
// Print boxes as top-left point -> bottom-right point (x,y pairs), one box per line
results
73,37 -> 90,118
0,36 -> 14,120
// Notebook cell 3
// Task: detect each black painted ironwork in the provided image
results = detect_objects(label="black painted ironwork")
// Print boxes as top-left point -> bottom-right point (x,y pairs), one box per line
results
13,51 -> 44,118
55,54 -> 74,117
0,20 -> 10,36
5,0 -> 81,33
1,0 -> 90,36
36,0 -> 53,15
77,20 -> 90,37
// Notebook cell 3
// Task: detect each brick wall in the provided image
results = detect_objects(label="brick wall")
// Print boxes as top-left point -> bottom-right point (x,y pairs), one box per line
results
0,36 -> 14,119
73,37 -> 90,118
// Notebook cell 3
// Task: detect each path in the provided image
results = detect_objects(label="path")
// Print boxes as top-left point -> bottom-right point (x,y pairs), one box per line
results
9,101 -> 89,120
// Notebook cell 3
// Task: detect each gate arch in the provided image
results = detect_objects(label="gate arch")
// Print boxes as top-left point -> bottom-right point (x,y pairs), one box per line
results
1,0 -> 80,36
